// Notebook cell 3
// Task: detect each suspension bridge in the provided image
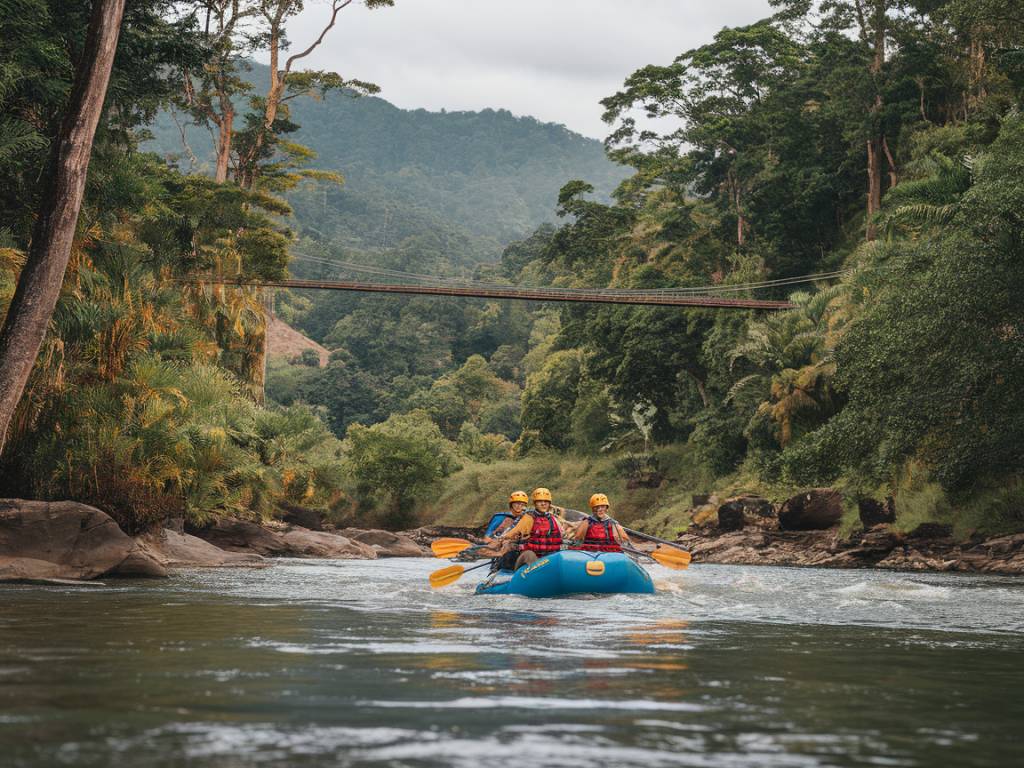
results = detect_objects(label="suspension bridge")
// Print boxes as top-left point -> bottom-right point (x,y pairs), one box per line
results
190,275 -> 797,310
186,253 -> 856,310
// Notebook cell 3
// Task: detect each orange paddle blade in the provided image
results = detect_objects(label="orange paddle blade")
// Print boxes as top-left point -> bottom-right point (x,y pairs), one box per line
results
430,537 -> 475,558
429,563 -> 466,588
649,546 -> 691,570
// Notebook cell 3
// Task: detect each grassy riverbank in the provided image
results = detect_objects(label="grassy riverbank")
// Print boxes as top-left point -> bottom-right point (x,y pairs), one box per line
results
422,447 -> 1024,542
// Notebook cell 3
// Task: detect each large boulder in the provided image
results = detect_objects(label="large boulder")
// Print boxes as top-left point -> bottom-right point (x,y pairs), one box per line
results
715,501 -> 746,532
137,529 -> 265,568
858,497 -> 895,527
778,489 -> 844,531
188,516 -> 377,559
717,495 -> 776,532
277,528 -> 377,559
338,528 -> 426,557
0,499 -> 166,581
188,516 -> 290,556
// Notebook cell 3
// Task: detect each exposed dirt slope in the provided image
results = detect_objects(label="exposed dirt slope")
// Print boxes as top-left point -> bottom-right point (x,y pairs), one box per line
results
267,315 -> 329,367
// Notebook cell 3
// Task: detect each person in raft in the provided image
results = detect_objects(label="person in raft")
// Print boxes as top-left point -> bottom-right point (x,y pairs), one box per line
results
494,487 -> 566,570
482,491 -> 529,573
483,491 -> 529,539
570,493 -> 630,553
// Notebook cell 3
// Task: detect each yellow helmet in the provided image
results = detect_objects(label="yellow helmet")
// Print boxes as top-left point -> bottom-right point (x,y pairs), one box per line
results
508,490 -> 529,505
589,493 -> 610,509
531,487 -> 553,503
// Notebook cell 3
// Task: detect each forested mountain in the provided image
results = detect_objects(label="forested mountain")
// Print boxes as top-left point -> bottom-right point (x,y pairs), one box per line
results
146,62 -> 628,257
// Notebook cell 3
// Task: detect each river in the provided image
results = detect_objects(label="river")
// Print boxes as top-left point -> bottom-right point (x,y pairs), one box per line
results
2,559 -> 1022,767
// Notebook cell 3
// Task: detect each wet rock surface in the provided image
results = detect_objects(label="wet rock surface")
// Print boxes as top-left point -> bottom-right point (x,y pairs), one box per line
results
277,527 -> 377,559
0,500 -> 166,582
188,516 -> 378,559
674,517 -> 1024,575
137,529 -> 266,568
338,528 -> 427,557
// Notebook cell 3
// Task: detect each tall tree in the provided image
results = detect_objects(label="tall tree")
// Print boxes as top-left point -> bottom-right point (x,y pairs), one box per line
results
0,0 -> 127,453
234,0 -> 393,190
772,0 -> 910,239
180,0 -> 258,182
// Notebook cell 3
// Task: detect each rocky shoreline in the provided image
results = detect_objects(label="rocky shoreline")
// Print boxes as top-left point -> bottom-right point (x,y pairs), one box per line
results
4,491 -> 1023,584
0,499 -> 429,584
670,490 -> 1024,575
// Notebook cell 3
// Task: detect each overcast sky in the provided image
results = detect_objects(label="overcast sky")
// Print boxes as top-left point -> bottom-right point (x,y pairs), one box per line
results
272,0 -> 774,139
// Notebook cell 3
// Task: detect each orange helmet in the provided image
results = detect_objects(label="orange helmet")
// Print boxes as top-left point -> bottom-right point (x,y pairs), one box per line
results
589,493 -> 610,509
531,487 -> 553,502
508,490 -> 529,505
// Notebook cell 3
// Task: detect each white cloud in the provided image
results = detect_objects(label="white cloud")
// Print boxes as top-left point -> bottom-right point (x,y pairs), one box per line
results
262,0 -> 774,138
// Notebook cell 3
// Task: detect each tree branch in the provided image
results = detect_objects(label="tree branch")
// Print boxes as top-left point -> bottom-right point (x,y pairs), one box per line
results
169,108 -> 199,171
284,0 -> 354,75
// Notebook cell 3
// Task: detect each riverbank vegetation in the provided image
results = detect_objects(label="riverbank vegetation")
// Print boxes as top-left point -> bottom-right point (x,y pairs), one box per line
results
272,0 -> 1024,536
1,1 -> 1022,538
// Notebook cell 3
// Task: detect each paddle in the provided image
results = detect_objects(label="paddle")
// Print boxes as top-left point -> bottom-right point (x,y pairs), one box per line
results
623,545 -> 691,570
429,560 -> 492,589
430,537 -> 481,558
562,507 -> 692,560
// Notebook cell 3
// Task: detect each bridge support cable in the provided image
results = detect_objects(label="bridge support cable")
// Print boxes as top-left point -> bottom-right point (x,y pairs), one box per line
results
186,276 -> 796,310
288,251 -> 850,296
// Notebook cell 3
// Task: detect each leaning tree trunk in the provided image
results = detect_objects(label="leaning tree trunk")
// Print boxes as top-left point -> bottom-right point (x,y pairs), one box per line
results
866,134 -> 883,241
0,0 -> 127,454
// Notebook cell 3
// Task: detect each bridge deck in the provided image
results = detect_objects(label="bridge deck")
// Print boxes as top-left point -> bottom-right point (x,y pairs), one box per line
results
191,276 -> 795,310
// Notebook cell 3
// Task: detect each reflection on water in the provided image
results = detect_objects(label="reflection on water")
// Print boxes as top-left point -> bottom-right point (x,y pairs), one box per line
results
1,559 -> 1022,767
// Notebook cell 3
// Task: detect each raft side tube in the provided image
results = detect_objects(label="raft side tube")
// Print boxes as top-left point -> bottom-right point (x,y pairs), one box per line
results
475,550 -> 655,597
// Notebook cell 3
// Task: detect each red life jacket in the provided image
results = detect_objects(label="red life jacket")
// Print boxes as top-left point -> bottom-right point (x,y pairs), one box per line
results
579,517 -> 621,553
521,512 -> 563,555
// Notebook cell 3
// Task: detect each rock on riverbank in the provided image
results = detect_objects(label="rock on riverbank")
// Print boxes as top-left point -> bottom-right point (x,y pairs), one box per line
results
185,516 -> 429,559
0,500 -> 166,582
0,499 -> 431,583
672,491 -> 1024,575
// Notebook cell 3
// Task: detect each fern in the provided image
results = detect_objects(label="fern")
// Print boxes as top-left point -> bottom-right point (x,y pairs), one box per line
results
0,118 -> 47,165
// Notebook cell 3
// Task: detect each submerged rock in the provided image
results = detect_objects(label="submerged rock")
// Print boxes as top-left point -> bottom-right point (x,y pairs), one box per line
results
0,500 -> 166,581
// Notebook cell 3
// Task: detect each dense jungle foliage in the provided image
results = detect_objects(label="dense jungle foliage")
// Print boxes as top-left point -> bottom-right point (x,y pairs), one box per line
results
268,0 -> 1024,533
2,0 -> 1022,534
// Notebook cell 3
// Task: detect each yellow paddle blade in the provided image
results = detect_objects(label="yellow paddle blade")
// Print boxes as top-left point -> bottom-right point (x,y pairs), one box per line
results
429,563 -> 466,589
649,546 -> 692,570
430,537 -> 474,558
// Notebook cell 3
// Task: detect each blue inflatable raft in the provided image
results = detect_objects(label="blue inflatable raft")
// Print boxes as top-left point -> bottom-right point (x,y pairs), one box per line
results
474,550 -> 655,597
